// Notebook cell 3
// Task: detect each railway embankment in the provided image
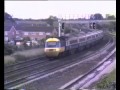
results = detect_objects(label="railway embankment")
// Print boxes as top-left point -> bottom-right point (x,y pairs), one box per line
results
95,68 -> 116,89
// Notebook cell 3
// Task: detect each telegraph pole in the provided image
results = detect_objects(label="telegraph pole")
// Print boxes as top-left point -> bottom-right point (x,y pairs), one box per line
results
58,19 -> 65,37
58,19 -> 61,37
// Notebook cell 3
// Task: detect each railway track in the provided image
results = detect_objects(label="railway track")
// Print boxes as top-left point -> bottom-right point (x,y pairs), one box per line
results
4,56 -> 46,72
59,49 -> 116,90
4,34 -> 114,89
19,35 -> 115,90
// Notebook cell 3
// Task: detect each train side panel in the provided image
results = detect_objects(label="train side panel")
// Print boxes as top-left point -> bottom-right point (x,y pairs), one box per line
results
44,30 -> 104,58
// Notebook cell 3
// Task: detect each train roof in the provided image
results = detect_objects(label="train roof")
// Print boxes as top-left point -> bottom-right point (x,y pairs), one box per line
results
46,38 -> 60,42
65,30 -> 103,40
45,30 -> 103,42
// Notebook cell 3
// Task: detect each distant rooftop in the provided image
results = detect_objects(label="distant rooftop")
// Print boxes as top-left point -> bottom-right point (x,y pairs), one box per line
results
14,25 -> 54,32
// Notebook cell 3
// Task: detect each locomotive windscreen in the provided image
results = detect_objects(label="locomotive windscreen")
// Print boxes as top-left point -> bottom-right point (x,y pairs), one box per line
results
45,41 -> 59,47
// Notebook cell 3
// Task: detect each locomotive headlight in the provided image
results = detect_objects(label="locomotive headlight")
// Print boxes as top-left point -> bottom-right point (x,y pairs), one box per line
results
44,49 -> 47,52
55,48 -> 60,51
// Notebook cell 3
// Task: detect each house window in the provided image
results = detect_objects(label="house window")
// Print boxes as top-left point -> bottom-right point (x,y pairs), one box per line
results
31,32 -> 36,35
24,32 -> 28,35
31,37 -> 35,40
5,32 -> 8,35
16,36 -> 21,39
5,37 -> 8,41
46,33 -> 50,35
16,31 -> 19,34
13,32 -> 14,35
39,32 -> 44,35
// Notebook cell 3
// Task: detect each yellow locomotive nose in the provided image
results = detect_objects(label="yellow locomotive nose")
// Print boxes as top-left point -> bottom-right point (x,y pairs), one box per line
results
44,48 -> 60,57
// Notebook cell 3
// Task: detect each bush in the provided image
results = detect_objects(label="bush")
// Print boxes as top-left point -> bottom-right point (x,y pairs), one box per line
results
14,54 -> 27,61
4,44 -> 16,55
4,55 -> 16,65
4,48 -> 44,65
96,22 -> 116,31
64,27 -> 71,34
96,69 -> 116,89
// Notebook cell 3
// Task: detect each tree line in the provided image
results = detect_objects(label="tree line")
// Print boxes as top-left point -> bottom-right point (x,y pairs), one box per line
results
4,12 -> 116,23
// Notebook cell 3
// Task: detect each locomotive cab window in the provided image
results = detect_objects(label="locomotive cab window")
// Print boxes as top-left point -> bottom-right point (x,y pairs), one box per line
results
45,41 -> 60,48
60,41 -> 66,47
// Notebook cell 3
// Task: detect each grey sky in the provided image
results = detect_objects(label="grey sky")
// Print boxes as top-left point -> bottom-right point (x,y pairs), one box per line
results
5,1 -> 116,19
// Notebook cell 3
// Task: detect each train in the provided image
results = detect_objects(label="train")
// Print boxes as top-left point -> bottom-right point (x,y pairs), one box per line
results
44,29 -> 104,59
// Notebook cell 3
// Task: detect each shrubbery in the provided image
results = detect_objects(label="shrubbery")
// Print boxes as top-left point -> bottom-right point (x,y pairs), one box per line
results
96,69 -> 116,90
4,44 -> 16,55
4,48 -> 44,66
4,37 -> 46,55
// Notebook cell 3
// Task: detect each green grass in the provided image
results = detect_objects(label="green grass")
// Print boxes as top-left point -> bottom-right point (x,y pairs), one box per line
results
109,31 -> 116,36
4,48 -> 44,66
4,55 -> 16,65
95,69 -> 116,89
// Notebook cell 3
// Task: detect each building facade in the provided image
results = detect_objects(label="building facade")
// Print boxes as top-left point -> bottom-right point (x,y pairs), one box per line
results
4,23 -> 57,41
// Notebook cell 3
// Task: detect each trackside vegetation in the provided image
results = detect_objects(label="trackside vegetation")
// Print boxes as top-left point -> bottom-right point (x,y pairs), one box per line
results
109,31 -> 116,37
95,69 -> 116,89
4,48 -> 44,66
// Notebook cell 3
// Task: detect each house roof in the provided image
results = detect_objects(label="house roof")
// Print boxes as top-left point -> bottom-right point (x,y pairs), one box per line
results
16,20 -> 47,25
15,25 -> 54,32
4,25 -> 12,31
4,20 -> 16,31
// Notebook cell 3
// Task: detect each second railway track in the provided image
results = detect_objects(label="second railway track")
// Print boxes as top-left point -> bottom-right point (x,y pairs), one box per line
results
59,49 -> 116,89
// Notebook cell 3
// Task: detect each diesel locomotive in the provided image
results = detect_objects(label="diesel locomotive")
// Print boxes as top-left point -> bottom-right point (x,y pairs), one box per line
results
44,30 -> 104,58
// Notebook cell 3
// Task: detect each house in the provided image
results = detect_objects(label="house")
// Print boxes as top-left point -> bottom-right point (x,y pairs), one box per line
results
4,23 -> 23,41
4,22 -> 58,41
15,25 -> 55,40
4,21 -> 18,41
4,20 -> 20,41
4,25 -> 12,41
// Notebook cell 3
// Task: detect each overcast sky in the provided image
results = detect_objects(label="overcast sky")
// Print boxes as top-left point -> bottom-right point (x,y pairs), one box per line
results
5,1 -> 116,19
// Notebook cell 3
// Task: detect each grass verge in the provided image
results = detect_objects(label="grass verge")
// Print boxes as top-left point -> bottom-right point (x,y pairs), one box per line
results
109,31 -> 116,37
95,69 -> 116,89
4,55 -> 16,65
4,48 -> 44,66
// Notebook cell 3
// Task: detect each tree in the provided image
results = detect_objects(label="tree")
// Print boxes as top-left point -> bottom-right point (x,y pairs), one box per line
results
46,16 -> 58,27
90,14 -> 94,20
4,44 -> 16,55
90,13 -> 103,20
109,22 -> 116,31
4,12 -> 12,20
95,23 -> 103,29
23,37 -> 31,42
64,27 -> 71,34
106,14 -> 115,20
4,12 -> 15,23
40,38 -> 46,46
22,37 -> 31,48
95,22 -> 116,31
